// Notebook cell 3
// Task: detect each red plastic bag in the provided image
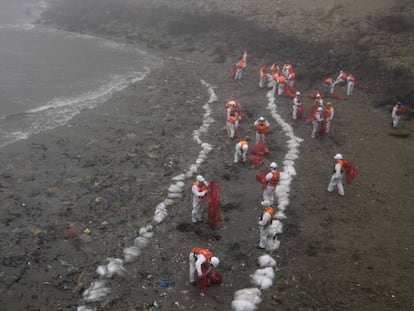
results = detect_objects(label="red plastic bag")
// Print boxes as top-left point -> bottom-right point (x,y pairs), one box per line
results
199,265 -> 223,294
305,116 -> 313,125
324,93 -> 347,100
306,104 -> 318,125
343,160 -> 358,184
204,180 -> 221,228
251,140 -> 271,156
307,90 -> 324,99
237,109 -> 246,120
318,120 -> 326,135
282,85 -> 297,99
228,66 -> 236,79
308,90 -> 347,100
206,267 -> 223,285
234,128 -> 240,138
249,155 -> 264,167
297,104 -> 305,120
256,172 -> 268,189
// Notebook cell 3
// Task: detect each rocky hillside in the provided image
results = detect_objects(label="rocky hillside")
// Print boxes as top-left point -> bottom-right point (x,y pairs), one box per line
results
134,0 -> 414,73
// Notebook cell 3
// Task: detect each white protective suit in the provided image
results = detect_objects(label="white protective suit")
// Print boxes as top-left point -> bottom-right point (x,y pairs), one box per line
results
311,110 -> 324,138
292,95 -> 302,120
258,207 -> 273,249
325,107 -> 334,134
234,141 -> 249,163
254,119 -> 270,144
346,76 -> 355,96
191,181 -> 208,223
391,105 -> 402,128
262,171 -> 278,205
327,161 -> 345,196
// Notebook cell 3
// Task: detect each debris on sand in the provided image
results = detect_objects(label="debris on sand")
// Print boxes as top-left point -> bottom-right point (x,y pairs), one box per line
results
232,287 -> 262,311
96,257 -> 127,278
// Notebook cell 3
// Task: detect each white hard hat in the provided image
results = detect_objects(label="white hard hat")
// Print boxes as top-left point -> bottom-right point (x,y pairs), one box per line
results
270,162 -> 277,169
317,107 -> 323,112
296,91 -> 301,96
210,256 -> 220,268
334,153 -> 343,160
340,70 -> 343,73
196,175 -> 205,182
261,200 -> 271,206
259,116 -> 265,121
316,93 -> 321,98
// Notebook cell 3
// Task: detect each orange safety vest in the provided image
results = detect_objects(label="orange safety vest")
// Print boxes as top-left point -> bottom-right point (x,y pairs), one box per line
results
259,65 -> 268,77
272,72 -> 279,81
333,159 -> 344,173
324,107 -> 333,118
394,104 -> 405,116
236,59 -> 244,69
256,122 -> 268,134
240,140 -> 248,147
271,63 -> 279,72
278,75 -> 286,84
228,115 -> 239,124
288,71 -> 296,80
193,181 -> 207,193
191,247 -> 213,261
324,77 -> 333,84
339,72 -> 347,80
260,206 -> 274,225
268,171 -> 280,187
226,100 -> 238,109
229,106 -> 237,114
347,75 -> 355,82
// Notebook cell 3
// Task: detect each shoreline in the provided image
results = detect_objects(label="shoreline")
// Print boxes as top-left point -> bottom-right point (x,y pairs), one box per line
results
40,1 -> 414,108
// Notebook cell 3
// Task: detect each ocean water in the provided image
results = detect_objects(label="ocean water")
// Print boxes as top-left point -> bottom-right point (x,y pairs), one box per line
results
0,0 -> 161,147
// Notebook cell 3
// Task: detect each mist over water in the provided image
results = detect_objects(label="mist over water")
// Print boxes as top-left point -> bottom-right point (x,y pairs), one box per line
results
0,0 -> 161,147
0,0 -> 47,26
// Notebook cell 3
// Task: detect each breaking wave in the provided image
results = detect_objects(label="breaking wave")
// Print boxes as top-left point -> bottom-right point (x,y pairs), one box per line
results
0,70 -> 153,148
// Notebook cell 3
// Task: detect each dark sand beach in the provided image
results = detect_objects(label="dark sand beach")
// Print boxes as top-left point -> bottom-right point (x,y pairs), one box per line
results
1,0 -> 413,310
